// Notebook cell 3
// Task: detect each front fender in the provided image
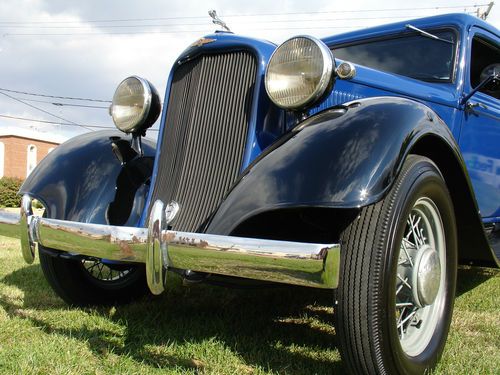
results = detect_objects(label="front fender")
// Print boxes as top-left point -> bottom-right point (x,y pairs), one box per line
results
207,97 -> 461,234
20,130 -> 156,225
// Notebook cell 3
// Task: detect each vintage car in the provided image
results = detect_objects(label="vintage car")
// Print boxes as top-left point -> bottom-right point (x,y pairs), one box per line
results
0,12 -> 498,375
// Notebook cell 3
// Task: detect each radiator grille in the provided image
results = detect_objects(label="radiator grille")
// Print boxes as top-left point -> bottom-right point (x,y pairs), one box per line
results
149,51 -> 256,232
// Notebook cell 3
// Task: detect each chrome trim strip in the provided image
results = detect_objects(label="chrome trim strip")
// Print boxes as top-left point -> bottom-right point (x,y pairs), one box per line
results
37,217 -> 148,262
147,200 -> 168,295
166,231 -> 340,289
20,195 -> 36,264
0,197 -> 340,291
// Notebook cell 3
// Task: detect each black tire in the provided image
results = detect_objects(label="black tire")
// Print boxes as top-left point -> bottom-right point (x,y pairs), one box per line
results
336,155 -> 457,374
39,246 -> 149,307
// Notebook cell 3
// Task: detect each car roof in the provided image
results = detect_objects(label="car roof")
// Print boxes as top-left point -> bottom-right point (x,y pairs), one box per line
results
322,13 -> 499,46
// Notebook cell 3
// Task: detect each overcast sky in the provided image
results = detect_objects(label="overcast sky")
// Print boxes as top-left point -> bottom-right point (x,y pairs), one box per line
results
0,0 -> 498,141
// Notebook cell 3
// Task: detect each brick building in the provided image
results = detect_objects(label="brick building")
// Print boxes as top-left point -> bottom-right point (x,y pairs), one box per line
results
0,127 -> 67,180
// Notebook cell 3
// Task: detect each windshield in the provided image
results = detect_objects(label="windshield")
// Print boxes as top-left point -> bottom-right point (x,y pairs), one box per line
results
332,30 -> 456,82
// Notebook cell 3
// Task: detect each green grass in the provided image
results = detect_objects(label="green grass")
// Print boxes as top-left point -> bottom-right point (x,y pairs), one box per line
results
0,235 -> 498,374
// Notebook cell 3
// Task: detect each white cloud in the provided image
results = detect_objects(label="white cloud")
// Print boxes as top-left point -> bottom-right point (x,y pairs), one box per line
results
0,0 -> 498,140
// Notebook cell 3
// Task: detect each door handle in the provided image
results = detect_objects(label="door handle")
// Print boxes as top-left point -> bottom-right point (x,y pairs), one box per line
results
466,101 -> 488,111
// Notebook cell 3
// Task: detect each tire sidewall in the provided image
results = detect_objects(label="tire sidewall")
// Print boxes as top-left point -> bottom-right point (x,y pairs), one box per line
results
382,159 -> 457,374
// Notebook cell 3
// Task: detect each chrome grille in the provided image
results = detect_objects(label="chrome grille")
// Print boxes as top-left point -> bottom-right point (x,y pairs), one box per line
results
149,51 -> 257,232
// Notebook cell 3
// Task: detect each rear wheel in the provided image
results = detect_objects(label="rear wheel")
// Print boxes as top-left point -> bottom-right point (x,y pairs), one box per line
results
336,155 -> 457,374
39,247 -> 149,307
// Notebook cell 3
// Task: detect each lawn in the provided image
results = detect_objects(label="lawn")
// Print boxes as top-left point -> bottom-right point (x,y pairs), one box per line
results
0,235 -> 498,374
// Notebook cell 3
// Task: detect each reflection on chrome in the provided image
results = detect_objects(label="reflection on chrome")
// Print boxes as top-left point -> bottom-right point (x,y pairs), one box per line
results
0,196 -> 340,294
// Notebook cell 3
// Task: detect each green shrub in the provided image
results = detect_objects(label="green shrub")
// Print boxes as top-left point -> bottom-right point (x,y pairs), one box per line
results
0,177 -> 23,208
32,199 -> 44,209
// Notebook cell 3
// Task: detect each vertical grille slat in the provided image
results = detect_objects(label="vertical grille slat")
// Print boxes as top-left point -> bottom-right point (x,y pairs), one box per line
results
150,51 -> 257,232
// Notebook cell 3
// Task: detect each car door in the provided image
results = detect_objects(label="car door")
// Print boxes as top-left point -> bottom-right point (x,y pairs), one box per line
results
460,27 -> 500,224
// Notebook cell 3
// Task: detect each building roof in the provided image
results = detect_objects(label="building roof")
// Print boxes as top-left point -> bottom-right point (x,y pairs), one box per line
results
0,125 -> 68,144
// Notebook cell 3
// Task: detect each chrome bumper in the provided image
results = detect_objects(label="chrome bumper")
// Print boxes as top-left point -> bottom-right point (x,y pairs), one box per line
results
0,195 -> 340,294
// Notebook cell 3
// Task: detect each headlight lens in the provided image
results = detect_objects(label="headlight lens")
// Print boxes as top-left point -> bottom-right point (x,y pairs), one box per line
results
265,36 -> 334,110
110,76 -> 160,133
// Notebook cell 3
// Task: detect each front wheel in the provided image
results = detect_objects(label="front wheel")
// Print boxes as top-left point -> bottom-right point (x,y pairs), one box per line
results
39,246 -> 149,307
336,155 -> 457,374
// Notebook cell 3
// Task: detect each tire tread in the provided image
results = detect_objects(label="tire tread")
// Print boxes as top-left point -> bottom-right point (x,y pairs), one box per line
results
336,155 -> 455,374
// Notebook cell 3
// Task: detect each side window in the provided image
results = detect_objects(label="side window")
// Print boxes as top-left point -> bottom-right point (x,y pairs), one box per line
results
470,36 -> 500,99
333,30 -> 456,82
27,144 -> 37,177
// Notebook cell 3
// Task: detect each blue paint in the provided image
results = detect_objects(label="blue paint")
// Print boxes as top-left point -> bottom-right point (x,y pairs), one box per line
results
140,13 -> 499,227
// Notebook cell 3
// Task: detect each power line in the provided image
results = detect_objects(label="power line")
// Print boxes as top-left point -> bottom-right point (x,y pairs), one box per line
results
2,25 -> 401,37
3,10 -> 491,37
0,4 -> 489,24
3,29 -> 214,37
0,13 -> 483,29
0,90 -> 94,131
0,87 -> 111,103
3,32 -> 196,37
0,113 -> 160,131
0,114 -> 109,128
15,97 -> 109,109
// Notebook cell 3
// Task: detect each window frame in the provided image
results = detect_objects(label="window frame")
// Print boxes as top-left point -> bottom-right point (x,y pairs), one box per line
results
330,26 -> 460,84
26,144 -> 37,177
466,28 -> 500,101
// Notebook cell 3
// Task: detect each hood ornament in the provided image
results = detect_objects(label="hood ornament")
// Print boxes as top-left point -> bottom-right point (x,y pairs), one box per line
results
208,9 -> 231,32
190,37 -> 216,48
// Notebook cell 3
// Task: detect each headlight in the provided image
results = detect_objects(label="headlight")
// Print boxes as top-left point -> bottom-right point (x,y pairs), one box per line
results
110,76 -> 161,134
265,36 -> 334,110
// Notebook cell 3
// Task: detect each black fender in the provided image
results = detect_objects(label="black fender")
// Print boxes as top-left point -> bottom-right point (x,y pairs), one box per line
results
206,97 -> 498,268
20,130 -> 156,226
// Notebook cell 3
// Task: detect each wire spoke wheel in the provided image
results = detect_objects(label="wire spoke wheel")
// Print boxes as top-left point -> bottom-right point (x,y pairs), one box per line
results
336,155 -> 457,374
81,259 -> 133,282
396,197 -> 446,356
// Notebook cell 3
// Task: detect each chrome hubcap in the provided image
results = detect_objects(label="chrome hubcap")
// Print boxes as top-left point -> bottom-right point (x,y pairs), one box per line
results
412,245 -> 441,307
395,197 -> 446,356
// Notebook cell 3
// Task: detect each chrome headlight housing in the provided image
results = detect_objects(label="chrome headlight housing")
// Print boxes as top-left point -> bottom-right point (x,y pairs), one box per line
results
265,36 -> 335,110
110,76 -> 161,134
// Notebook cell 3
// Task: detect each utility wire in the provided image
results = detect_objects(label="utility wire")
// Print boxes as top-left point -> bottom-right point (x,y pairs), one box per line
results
3,25 -> 395,37
3,4 -> 490,37
0,114 -> 110,128
0,91 -> 94,131
4,13 -> 490,36
0,87 -> 111,103
0,4 -> 488,24
3,30 -> 212,36
0,113 -> 160,131
0,13 -> 483,29
15,97 -> 109,109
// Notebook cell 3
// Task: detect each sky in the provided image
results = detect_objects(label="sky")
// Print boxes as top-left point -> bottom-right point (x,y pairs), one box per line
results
0,0 -> 498,142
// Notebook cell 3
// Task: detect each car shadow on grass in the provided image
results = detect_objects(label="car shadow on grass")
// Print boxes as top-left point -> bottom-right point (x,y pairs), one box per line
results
455,266 -> 498,297
0,264 -> 66,310
1,266 -> 344,374
3,264 -> 497,374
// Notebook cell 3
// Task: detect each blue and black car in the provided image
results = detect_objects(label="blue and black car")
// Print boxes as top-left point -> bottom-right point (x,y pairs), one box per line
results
1,12 -> 498,374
